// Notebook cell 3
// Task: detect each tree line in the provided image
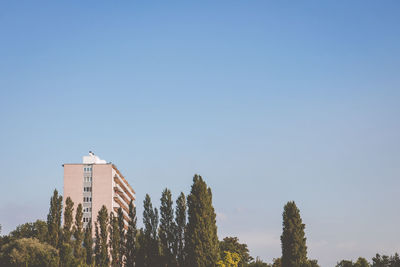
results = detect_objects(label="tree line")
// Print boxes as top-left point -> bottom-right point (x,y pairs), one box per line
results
0,174 -> 398,267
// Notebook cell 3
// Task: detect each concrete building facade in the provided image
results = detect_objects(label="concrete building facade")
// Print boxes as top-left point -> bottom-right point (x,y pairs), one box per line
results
63,152 -> 135,229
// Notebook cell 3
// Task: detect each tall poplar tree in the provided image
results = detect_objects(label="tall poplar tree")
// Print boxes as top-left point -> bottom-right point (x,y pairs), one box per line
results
95,205 -> 110,267
185,174 -> 219,267
126,200 -> 137,267
60,197 -> 75,267
95,222 -> 100,264
175,192 -> 186,267
73,203 -> 84,263
83,220 -> 94,266
110,212 -> 121,267
117,207 -> 126,266
136,228 -> 146,267
47,189 -> 63,248
63,197 -> 74,244
60,242 -> 75,267
159,188 -> 177,267
143,194 -> 159,267
281,201 -> 307,267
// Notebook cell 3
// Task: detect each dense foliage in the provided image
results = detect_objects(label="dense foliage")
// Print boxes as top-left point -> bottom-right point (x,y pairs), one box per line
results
0,237 -> 59,267
175,192 -> 187,267
220,237 -> 253,267
159,188 -> 177,267
217,251 -> 241,267
0,177 -> 398,267
336,254 -> 400,267
125,200 -> 137,267
281,201 -> 307,267
186,174 -> 220,267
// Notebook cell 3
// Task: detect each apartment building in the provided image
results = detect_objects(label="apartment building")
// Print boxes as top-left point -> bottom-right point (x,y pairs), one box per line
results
63,152 -> 135,229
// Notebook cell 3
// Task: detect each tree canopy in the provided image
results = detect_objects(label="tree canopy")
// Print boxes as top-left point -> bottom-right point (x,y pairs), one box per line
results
281,201 -> 307,267
0,237 -> 59,267
186,174 -> 220,267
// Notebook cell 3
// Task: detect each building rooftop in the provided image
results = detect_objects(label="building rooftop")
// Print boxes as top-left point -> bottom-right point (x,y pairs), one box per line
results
82,151 -> 107,164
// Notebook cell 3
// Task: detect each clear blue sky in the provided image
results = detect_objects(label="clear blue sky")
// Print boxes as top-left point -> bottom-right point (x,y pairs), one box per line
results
0,1 -> 399,266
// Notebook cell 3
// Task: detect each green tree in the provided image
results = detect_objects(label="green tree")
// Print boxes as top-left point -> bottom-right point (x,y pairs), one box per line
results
219,237 -> 252,267
95,205 -> 110,267
95,222 -> 100,265
126,200 -> 137,267
185,174 -> 219,267
83,220 -> 94,266
73,203 -> 84,264
143,194 -> 159,267
389,253 -> 400,267
0,237 -> 59,267
354,257 -> 370,267
109,212 -> 121,267
336,260 -> 354,267
0,224 -> 2,247
63,197 -> 74,244
281,201 -> 307,267
272,258 -> 281,267
159,188 -> 177,267
117,207 -> 126,266
9,220 -> 48,243
217,251 -> 241,267
175,192 -> 186,267
60,197 -> 75,267
60,242 -> 76,267
136,228 -> 146,267
47,189 -> 63,248
371,253 -> 400,267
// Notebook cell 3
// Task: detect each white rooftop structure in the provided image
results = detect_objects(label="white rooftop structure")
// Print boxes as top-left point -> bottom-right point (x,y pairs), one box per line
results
82,151 -> 107,164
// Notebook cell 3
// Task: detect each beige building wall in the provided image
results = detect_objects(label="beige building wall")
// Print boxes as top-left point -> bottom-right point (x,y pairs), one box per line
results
63,164 -> 84,219
92,164 -> 113,230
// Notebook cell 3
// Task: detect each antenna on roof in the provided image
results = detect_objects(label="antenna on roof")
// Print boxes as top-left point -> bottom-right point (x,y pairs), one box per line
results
89,151 -> 94,156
